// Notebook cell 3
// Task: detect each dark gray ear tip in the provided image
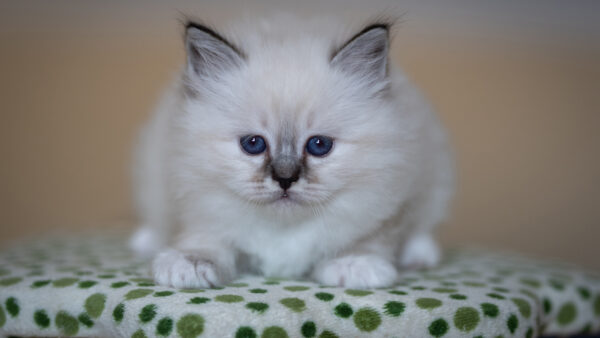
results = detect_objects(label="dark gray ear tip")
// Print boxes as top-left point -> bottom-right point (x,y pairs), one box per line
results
361,23 -> 390,34
184,21 -> 222,41
184,21 -> 246,60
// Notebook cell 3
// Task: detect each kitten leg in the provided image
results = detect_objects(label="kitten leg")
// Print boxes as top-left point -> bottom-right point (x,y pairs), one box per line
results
399,233 -> 440,269
152,246 -> 237,289
129,111 -> 171,258
129,226 -> 166,258
312,254 -> 398,289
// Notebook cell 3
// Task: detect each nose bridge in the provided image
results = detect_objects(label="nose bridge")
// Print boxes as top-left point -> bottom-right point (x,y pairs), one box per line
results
272,154 -> 299,178
272,124 -> 299,176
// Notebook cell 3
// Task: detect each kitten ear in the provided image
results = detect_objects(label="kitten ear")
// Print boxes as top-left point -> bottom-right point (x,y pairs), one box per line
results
185,22 -> 245,81
331,24 -> 389,84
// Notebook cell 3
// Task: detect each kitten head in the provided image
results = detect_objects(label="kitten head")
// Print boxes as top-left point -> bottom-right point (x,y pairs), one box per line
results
176,19 -> 417,219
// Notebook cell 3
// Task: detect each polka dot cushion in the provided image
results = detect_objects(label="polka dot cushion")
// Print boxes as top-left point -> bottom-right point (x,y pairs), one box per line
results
0,233 -> 599,337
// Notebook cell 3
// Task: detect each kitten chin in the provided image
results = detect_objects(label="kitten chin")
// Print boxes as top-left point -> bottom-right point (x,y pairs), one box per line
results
130,15 -> 454,289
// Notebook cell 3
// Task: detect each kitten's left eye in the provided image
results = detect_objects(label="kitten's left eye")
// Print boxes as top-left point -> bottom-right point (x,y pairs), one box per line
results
306,135 -> 334,157
240,135 -> 267,155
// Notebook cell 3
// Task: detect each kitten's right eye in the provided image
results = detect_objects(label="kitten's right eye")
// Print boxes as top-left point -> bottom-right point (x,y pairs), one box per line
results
240,135 -> 267,155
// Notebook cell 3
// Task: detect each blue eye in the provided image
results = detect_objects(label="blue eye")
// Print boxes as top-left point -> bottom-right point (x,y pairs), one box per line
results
306,135 -> 334,157
240,135 -> 267,155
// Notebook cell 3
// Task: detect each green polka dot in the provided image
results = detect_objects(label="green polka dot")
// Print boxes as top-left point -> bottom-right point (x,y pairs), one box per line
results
301,321 -> 316,337
98,274 -> 116,279
511,298 -> 531,318
236,326 -> 258,338
52,277 -> 79,287
228,282 -> 249,287
246,302 -> 269,314
526,327 -> 533,338
577,287 -> 591,299
31,280 -> 52,288
315,292 -> 334,301
261,326 -> 289,338
481,303 -> 499,317
581,323 -> 592,334
250,288 -> 268,294
56,311 -> 79,336
263,281 -> 279,285
188,297 -> 210,304
0,277 -> 22,286
154,291 -> 174,297
157,317 -> 174,336
389,290 -> 407,295
462,281 -> 486,287
487,293 -> 505,300
0,268 -> 9,276
416,298 -> 442,309
85,293 -> 106,318
280,297 -> 306,312
432,288 -> 457,293
450,294 -> 467,300
557,302 -> 577,326
353,307 -> 381,332
78,313 -> 94,328
520,288 -> 538,300
507,314 -> 519,334
284,285 -> 310,292
179,289 -> 205,293
519,278 -> 541,288
6,297 -> 19,317
334,303 -> 353,318
125,289 -> 154,300
345,289 -> 373,297
139,304 -> 157,323
411,286 -> 427,290
594,295 -> 600,316
111,281 -> 130,288
113,303 -> 125,323
130,277 -> 153,283
0,306 -> 5,328
384,301 -> 405,317
213,293 -> 244,303
543,298 -> 552,314
34,309 -> 50,328
176,313 -> 205,338
453,307 -> 480,332
78,280 -> 98,288
493,287 -> 510,293
132,329 -> 147,338
318,330 -> 339,338
548,279 -> 565,291
428,318 -> 449,337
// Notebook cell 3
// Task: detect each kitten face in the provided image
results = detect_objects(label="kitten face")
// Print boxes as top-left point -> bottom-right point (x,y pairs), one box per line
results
177,23 -> 411,217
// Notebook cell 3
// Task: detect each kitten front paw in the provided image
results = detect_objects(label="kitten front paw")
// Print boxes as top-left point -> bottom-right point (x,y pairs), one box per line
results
152,249 -> 227,288
312,255 -> 398,289
399,234 -> 440,269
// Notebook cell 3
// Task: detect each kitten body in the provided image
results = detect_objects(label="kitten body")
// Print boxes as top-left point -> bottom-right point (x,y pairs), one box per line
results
130,17 -> 454,289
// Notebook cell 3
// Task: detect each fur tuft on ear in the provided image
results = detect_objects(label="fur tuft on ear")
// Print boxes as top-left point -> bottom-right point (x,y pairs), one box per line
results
330,24 -> 390,87
185,22 -> 245,82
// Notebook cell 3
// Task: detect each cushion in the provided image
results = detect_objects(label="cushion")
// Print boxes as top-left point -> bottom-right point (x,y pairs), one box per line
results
0,232 -> 599,337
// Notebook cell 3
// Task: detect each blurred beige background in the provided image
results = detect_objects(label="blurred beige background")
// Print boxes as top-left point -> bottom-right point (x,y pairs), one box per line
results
1,1 -> 599,269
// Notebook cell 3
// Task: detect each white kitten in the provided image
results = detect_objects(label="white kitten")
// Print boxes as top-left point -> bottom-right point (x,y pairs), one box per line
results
129,16 -> 454,289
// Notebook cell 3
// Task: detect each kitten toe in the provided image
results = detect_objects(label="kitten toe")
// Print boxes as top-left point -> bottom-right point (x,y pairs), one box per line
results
152,249 -> 223,288
312,255 -> 398,289
399,234 -> 441,269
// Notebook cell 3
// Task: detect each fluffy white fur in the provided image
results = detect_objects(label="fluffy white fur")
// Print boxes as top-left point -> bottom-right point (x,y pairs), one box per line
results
130,16 -> 454,289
